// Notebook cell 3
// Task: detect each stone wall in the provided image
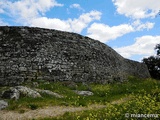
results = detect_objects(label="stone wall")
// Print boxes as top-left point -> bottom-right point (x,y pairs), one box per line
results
0,26 -> 150,86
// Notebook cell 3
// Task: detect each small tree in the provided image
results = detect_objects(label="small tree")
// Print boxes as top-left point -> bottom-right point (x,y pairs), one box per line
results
155,44 -> 160,55
142,44 -> 160,79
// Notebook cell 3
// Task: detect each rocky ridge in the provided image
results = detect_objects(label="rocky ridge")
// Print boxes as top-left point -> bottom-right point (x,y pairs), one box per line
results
0,26 -> 150,86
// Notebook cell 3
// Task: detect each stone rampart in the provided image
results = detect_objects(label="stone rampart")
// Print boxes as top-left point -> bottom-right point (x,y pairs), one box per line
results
0,26 -> 150,86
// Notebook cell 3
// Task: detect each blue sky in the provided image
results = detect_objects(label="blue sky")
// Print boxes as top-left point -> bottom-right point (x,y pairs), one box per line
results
0,0 -> 160,61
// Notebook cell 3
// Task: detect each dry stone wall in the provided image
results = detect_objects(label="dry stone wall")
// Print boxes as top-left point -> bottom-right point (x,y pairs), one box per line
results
0,26 -> 150,86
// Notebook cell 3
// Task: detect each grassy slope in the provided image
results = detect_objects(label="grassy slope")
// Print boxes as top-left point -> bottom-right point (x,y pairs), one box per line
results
40,77 -> 160,120
1,77 -> 160,119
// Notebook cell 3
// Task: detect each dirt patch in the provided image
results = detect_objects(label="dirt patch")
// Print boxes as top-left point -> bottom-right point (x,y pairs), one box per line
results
0,97 -> 130,120
0,105 -> 105,120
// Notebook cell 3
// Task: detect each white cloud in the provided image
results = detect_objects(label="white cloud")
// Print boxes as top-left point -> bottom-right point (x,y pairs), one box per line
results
31,17 -> 71,31
87,23 -> 134,43
70,3 -> 84,11
0,0 -> 101,33
0,0 -> 63,21
114,36 -> 160,58
68,11 -> 101,33
112,0 -> 160,19
30,10 -> 102,33
136,22 -> 154,31
132,20 -> 155,31
86,20 -> 155,43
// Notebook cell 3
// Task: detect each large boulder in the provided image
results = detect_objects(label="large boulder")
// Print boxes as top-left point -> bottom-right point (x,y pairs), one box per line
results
1,87 -> 20,100
0,26 -> 150,86
1,86 -> 41,100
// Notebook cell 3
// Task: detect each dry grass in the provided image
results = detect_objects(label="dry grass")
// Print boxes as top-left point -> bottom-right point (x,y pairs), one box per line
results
0,104 -> 104,120
0,96 -> 131,120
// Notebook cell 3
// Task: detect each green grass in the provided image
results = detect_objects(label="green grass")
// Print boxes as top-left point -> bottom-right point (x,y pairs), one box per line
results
36,77 -> 160,120
2,77 -> 160,119
43,92 -> 160,120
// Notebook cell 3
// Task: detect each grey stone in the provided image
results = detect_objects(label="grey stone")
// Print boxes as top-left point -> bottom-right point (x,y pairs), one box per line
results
36,89 -> 63,98
0,100 -> 8,110
2,86 -> 41,100
74,90 -> 94,96
0,26 -> 150,86
1,88 -> 20,100
15,86 -> 41,98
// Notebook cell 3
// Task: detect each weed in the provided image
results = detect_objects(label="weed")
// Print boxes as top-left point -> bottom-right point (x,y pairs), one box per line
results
28,104 -> 38,110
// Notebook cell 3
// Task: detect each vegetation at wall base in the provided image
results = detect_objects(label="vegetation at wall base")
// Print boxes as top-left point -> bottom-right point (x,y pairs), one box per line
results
1,76 -> 159,120
41,92 -> 160,120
